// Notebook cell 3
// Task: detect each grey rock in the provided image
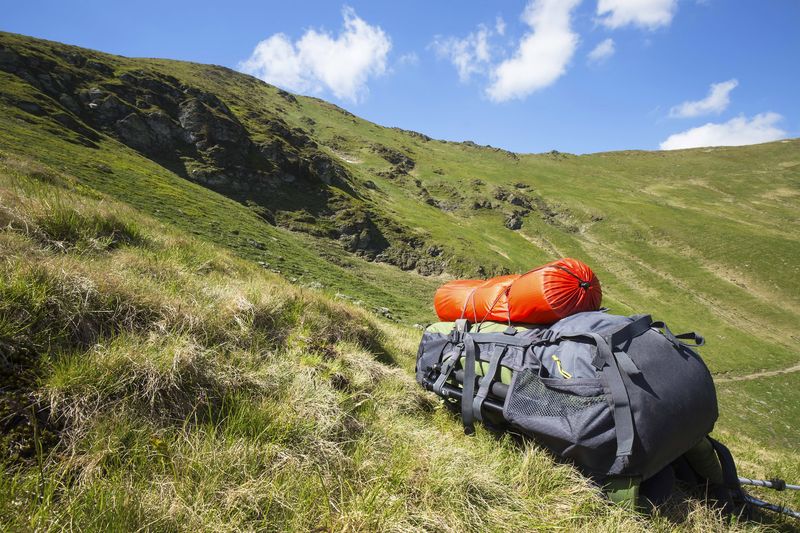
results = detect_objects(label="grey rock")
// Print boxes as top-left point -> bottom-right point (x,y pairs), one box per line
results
60,52 -> 86,66
17,70 -> 41,90
16,101 -> 42,115
36,73 -> 58,95
178,98 -> 248,147
0,47 -> 21,73
87,60 -> 113,76
505,215 -> 523,230
310,154 -> 346,185
277,89 -> 298,104
192,169 -> 230,186
87,87 -> 106,102
145,111 -> 191,145
54,67 -> 73,82
118,72 -> 138,84
115,113 -> 156,152
58,93 -> 80,115
94,94 -> 135,125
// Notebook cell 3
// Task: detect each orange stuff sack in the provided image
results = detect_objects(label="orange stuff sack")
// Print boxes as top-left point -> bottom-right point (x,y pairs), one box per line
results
434,258 -> 602,324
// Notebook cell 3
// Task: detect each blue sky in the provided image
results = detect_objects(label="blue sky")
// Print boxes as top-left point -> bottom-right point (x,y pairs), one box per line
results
3,0 -> 799,154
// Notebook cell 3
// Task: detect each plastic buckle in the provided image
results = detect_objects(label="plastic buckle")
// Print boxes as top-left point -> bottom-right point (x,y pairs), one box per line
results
539,329 -> 556,343
455,319 -> 471,333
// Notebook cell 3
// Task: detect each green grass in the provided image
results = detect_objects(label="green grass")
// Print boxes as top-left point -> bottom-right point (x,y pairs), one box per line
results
1,29 -> 799,447
1,30 -> 800,531
2,145 -> 798,532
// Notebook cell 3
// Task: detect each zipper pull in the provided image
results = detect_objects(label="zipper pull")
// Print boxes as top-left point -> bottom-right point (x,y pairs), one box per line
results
552,355 -> 573,379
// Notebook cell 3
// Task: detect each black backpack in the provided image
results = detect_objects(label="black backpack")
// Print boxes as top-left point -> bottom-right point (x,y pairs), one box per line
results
416,311 -> 720,491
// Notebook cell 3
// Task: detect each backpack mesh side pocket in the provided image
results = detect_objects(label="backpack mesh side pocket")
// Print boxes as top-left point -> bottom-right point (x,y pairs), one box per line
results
504,368 -> 616,474
507,369 -> 605,417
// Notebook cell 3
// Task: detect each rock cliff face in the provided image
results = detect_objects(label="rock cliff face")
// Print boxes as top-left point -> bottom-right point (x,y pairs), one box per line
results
0,36 -> 449,276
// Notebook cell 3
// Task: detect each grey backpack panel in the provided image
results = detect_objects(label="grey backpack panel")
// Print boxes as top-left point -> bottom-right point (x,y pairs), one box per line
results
415,311 -> 718,480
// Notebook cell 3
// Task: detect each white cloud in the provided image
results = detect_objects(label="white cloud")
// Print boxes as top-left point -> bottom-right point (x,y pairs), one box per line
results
486,0 -> 581,102
238,7 -> 391,103
659,112 -> 787,150
496,16 -> 507,36
430,24 -> 493,82
397,52 -> 419,67
588,38 -> 615,64
668,79 -> 739,118
596,0 -> 679,30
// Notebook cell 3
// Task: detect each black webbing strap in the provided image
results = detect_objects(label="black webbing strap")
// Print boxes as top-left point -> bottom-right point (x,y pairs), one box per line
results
462,336 -> 478,435
606,315 -> 653,377
464,332 -> 537,346
432,344 -> 463,396
594,332 -> 635,457
651,321 -> 705,348
708,437 -> 752,518
554,331 -> 635,457
611,315 -> 652,346
590,332 -> 634,457
472,344 -> 506,423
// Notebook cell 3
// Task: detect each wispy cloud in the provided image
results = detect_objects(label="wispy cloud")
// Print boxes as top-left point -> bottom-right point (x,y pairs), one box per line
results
660,112 -> 786,150
587,38 -> 615,64
397,52 -> 419,67
496,16 -> 507,36
486,0 -> 582,102
238,7 -> 391,103
668,79 -> 739,118
596,0 -> 679,30
430,24 -> 493,83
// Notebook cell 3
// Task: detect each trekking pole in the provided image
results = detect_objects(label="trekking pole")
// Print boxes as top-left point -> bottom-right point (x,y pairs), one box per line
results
743,495 -> 800,519
739,477 -> 800,491
420,369 -> 505,416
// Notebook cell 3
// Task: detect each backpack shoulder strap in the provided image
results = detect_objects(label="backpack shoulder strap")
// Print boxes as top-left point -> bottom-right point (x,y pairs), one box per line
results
706,437 -> 753,519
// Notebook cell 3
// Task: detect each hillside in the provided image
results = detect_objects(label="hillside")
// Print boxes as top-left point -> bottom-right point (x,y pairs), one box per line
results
0,31 -> 799,531
3,145 -> 799,532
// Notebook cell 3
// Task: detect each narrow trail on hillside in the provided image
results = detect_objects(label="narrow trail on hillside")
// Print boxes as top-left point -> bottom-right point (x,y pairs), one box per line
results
714,363 -> 800,383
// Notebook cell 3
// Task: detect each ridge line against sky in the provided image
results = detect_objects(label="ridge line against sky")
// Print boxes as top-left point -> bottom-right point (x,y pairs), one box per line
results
3,0 -> 799,154
234,0 -> 797,153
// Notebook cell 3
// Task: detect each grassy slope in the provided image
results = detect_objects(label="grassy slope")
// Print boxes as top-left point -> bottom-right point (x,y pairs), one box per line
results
2,151 -> 798,533
0,29 -> 798,486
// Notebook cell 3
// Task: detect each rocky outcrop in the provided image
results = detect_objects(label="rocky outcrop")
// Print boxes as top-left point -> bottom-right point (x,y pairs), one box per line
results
309,153 -> 347,186
0,36 -> 472,279
177,98 -> 250,152
492,186 -> 531,209
505,214 -> 523,230
335,208 -> 387,256
369,142 -> 415,169
3,38 -> 361,198
0,45 -> 22,73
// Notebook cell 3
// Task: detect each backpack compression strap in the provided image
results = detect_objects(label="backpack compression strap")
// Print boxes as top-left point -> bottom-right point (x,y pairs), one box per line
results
707,437 -> 753,519
548,330 -> 634,457
461,329 -> 534,434
472,344 -> 506,424
550,314 -> 655,457
462,336 -> 477,435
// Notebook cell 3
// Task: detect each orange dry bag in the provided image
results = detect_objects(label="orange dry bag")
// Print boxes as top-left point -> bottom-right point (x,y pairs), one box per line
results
434,258 -> 602,325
